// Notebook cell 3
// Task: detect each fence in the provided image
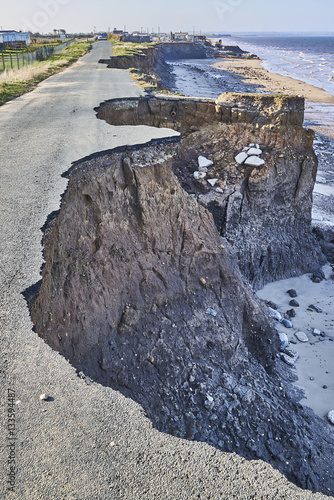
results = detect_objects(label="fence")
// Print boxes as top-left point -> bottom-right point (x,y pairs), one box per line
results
0,39 -> 74,72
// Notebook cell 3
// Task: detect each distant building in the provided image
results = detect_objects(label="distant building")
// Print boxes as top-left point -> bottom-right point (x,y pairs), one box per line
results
0,30 -> 31,46
150,33 -> 170,42
194,35 -> 207,43
174,32 -> 188,41
123,33 -> 151,43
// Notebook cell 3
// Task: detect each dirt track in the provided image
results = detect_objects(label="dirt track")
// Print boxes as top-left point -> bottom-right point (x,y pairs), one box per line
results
0,42 -> 328,499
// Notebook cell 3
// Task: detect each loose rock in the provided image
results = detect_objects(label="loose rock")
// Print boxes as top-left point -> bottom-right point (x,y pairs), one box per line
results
311,268 -> 325,283
266,300 -> 278,310
39,394 -> 49,401
207,178 -> 218,187
282,319 -> 293,328
295,331 -> 309,343
247,147 -> 262,156
206,307 -> 217,317
198,155 -> 213,168
287,289 -> 298,298
286,309 -> 296,318
289,299 -> 299,307
280,349 -> 298,366
316,175 -> 327,184
235,152 -> 248,164
313,328 -> 321,336
308,304 -> 323,313
194,171 -> 206,180
244,156 -> 265,167
268,307 -> 282,322
278,332 -> 289,351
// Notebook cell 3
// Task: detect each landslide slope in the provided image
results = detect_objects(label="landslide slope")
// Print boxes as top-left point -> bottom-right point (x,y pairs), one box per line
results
30,139 -> 334,495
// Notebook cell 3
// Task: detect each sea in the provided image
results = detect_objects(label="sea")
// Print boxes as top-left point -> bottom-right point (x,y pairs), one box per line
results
223,34 -> 334,95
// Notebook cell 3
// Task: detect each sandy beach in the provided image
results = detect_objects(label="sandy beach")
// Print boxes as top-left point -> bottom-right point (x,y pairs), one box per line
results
257,264 -> 334,421
213,58 -> 334,104
213,58 -> 334,139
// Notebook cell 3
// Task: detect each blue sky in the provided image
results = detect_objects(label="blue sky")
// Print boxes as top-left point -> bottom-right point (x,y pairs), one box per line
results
2,0 -> 334,34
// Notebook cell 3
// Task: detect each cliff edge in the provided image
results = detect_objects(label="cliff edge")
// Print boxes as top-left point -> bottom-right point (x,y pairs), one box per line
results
95,93 -> 326,288
29,138 -> 333,495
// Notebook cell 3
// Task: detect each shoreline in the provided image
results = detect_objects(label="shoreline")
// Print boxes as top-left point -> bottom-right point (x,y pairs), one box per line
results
212,57 -> 334,139
212,58 -> 334,104
257,264 -> 334,421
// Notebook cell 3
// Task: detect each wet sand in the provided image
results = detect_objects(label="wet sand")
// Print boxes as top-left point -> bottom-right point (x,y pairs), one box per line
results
213,58 -> 334,104
257,264 -> 334,421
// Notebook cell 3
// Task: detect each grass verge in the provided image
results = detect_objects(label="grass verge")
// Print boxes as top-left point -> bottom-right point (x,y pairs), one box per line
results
128,68 -> 160,92
128,68 -> 184,96
112,41 -> 157,57
0,41 -> 91,106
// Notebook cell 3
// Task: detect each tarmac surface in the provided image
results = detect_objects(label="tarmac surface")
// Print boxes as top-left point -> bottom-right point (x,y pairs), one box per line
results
0,41 -> 328,499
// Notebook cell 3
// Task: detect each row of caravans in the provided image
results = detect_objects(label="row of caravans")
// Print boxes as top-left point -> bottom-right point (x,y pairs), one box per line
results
0,31 -> 31,48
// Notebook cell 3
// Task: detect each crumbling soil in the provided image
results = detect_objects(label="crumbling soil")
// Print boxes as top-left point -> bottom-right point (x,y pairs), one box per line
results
28,139 -> 334,496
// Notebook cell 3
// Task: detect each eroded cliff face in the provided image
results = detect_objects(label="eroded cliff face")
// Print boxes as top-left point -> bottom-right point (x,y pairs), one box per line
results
98,43 -> 215,90
100,42 -> 211,72
95,93 -> 325,288
30,140 -> 334,495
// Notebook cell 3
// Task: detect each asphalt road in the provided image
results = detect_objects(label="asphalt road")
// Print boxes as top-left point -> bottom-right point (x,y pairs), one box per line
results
0,42 -> 325,499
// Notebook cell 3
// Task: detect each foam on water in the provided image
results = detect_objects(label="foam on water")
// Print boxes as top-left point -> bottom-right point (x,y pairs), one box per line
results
221,34 -> 334,96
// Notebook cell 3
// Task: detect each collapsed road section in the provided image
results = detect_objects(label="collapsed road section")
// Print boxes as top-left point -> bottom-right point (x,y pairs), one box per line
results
95,92 -> 326,289
27,125 -> 333,494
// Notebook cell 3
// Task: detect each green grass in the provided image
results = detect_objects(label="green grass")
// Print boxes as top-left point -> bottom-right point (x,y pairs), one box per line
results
128,68 -> 159,92
0,41 -> 75,72
1,51 -> 36,71
0,41 -> 91,106
112,41 -> 157,57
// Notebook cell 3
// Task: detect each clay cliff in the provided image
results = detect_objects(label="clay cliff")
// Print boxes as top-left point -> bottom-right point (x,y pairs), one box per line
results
99,42 -> 214,89
29,138 -> 334,495
95,93 -> 326,288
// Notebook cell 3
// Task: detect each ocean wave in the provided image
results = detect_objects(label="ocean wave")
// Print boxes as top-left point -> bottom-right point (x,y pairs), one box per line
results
232,36 -> 334,97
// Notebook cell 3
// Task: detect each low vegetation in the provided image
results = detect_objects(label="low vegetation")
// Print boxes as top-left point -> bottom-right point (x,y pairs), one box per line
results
112,41 -> 157,57
128,68 -> 184,96
0,40 -> 91,106
128,67 -> 159,92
